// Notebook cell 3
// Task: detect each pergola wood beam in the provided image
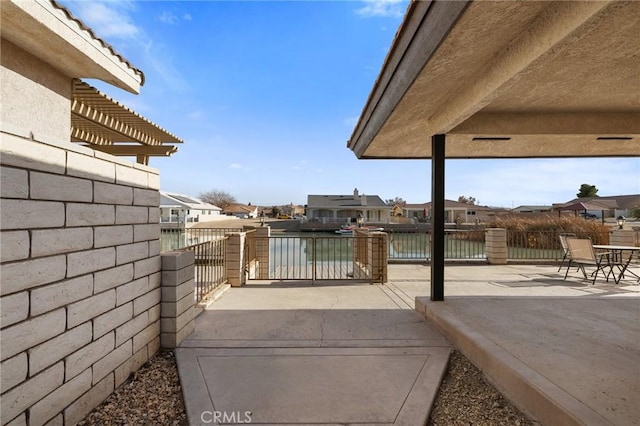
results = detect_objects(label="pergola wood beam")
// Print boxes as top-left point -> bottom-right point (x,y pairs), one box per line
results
87,144 -> 178,156
70,126 -> 112,145
71,99 -> 162,146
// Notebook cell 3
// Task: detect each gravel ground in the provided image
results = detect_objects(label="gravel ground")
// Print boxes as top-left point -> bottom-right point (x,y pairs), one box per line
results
79,351 -> 187,426
428,350 -> 534,426
81,349 -> 533,425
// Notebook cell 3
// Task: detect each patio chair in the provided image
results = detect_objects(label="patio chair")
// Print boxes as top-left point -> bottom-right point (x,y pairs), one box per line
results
564,237 -> 612,284
557,233 -> 576,272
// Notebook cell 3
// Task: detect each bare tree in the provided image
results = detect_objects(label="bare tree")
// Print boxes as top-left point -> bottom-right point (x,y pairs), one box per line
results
199,190 -> 236,209
457,195 -> 476,205
385,197 -> 405,206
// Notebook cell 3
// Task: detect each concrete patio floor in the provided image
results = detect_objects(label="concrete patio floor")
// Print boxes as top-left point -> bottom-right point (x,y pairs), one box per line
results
176,263 -> 639,426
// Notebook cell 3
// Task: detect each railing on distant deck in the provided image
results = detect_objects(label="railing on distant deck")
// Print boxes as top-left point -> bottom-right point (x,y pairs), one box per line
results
176,237 -> 229,303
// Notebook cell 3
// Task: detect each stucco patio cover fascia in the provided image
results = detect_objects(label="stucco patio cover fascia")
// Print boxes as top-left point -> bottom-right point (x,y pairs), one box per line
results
0,0 -> 144,93
347,0 -> 640,159
71,80 -> 182,164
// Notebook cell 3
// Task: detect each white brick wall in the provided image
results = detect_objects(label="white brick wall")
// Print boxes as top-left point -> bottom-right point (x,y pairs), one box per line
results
31,227 -> 94,257
0,363 -> 64,425
0,231 -> 30,262
0,256 -> 67,295
30,172 -> 92,202
0,353 -> 28,393
66,152 -> 115,183
29,369 -> 92,426
1,199 -> 65,230
93,303 -> 132,338
1,309 -> 66,361
115,205 -> 148,224
67,290 -> 116,328
93,264 -> 134,293
133,188 -> 160,206
94,225 -> 133,248
67,247 -> 116,277
65,333 -> 115,381
30,276 -> 93,316
0,292 -> 29,328
29,323 -> 92,376
1,166 -> 29,198
66,203 -> 115,227
94,182 -> 133,205
0,134 -> 166,425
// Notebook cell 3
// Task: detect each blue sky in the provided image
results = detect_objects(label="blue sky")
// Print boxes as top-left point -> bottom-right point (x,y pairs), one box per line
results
62,0 -> 639,208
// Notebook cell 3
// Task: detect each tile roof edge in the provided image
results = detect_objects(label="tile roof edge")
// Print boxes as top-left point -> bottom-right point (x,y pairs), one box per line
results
50,0 -> 145,85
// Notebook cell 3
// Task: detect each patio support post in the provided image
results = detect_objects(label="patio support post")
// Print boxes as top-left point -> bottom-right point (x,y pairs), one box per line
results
431,134 -> 445,301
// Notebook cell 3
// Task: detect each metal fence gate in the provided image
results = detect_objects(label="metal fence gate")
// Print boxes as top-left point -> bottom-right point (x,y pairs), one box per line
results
245,235 -> 382,282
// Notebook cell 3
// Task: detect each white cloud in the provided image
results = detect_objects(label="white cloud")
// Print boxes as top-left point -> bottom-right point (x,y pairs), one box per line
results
158,11 -> 192,25
229,163 -> 252,172
158,11 -> 179,25
343,116 -> 358,127
355,0 -> 406,18
187,111 -> 204,120
72,1 -> 140,39
66,1 -> 189,93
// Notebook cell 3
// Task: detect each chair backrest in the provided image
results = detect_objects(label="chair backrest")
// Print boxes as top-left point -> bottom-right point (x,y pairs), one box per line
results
565,237 -> 596,262
559,233 -> 576,253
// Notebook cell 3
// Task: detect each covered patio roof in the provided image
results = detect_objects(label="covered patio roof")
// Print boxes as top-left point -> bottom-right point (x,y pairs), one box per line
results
71,80 -> 182,165
346,0 -> 639,301
348,1 -> 639,159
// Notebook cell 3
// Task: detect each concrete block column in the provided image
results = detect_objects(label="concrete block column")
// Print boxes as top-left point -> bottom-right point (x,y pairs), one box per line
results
160,251 -> 195,348
609,229 -> 636,247
486,228 -> 507,265
353,229 -> 369,265
368,232 -> 388,283
225,232 -> 246,287
255,226 -> 270,280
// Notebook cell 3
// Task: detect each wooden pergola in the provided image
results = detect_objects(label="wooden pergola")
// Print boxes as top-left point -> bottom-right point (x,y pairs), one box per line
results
71,80 -> 183,165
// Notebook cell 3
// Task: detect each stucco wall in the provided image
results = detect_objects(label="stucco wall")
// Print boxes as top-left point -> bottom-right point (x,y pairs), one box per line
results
0,39 -> 71,142
0,132 -> 162,426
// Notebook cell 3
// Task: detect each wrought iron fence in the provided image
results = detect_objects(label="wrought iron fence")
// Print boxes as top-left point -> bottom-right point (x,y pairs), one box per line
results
161,227 -> 242,252
386,229 -> 613,261
177,237 -> 229,303
387,230 -> 486,261
506,230 -> 610,260
247,235 -> 374,281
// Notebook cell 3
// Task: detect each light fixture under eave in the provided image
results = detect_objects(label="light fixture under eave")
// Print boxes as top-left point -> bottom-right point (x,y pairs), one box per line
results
596,137 -> 633,140
472,137 -> 512,141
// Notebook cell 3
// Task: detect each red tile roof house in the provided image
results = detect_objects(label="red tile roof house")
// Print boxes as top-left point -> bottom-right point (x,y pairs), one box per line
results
0,2 -> 191,425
